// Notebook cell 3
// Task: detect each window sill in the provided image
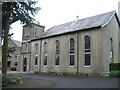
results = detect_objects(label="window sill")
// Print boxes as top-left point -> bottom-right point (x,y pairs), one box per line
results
54,66 -> 59,68
69,66 -> 75,68
84,66 -> 91,68
43,65 -> 47,67
34,65 -> 38,66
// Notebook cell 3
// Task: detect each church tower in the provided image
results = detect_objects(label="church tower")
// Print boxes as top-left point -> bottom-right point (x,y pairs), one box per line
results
21,20 -> 45,72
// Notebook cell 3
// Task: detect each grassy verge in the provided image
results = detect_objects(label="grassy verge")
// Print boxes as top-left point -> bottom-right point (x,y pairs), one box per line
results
34,72 -> 102,77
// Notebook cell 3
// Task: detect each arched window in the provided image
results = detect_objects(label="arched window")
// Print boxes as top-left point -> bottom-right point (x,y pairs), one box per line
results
84,36 -> 91,66
69,38 -> 74,66
110,38 -> 113,62
55,40 -> 60,65
35,28 -> 37,37
34,54 -> 38,65
44,42 -> 47,65
35,44 -> 38,53
34,44 -> 38,65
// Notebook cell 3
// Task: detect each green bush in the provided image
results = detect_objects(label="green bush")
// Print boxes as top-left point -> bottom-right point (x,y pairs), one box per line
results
109,70 -> 120,77
34,72 -> 42,74
60,72 -> 72,76
2,75 -> 21,87
109,63 -> 120,72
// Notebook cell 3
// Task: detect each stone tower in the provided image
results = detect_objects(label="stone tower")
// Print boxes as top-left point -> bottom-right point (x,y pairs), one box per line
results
21,22 -> 45,72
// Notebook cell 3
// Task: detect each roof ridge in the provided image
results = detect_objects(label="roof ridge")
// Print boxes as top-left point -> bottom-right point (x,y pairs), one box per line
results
31,10 -> 117,41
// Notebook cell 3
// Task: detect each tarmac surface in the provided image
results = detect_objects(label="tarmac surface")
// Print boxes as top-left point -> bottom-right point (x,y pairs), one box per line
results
2,71 -> 119,88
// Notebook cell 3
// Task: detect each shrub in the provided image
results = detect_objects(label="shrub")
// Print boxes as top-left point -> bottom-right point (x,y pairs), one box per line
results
109,63 -> 120,72
34,72 -> 42,74
60,72 -> 72,76
109,70 -> 120,77
46,72 -> 56,75
2,75 -> 21,87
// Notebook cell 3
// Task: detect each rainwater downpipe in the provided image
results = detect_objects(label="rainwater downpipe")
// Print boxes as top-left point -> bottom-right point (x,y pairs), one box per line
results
77,32 -> 79,74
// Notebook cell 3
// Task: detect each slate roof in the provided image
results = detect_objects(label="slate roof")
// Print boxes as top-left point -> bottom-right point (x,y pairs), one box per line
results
12,39 -> 21,47
32,10 -> 119,40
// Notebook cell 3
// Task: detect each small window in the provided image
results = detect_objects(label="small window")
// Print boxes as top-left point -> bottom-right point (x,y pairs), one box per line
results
15,62 -> 18,66
55,54 -> 59,65
110,38 -> 113,62
69,38 -> 75,66
44,42 -> 48,65
70,54 -> 74,65
55,40 -> 60,65
44,54 -> 47,65
85,54 -> 91,66
35,54 -> 38,65
25,28 -> 29,37
35,29 -> 37,37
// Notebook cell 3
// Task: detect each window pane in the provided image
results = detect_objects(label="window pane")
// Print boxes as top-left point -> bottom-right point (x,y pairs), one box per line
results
56,40 -> 60,53
70,55 -> 74,65
15,62 -> 18,66
85,54 -> 91,66
44,42 -> 47,53
35,56 -> 38,65
70,38 -> 74,53
70,38 -> 74,45
44,55 -> 47,65
55,54 -> 59,65
85,36 -> 90,49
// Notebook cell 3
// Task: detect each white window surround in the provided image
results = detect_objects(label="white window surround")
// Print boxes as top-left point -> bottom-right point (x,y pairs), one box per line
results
84,66 -> 91,68
69,66 -> 75,68
84,35 -> 91,66
85,52 -> 91,54
54,65 -> 59,68
69,38 -> 75,66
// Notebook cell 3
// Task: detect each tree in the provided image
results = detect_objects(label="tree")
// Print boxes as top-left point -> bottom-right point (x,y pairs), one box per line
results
2,0 -> 40,75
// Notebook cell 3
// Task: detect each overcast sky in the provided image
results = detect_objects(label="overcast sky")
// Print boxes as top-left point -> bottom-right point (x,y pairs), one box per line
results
10,0 -> 119,41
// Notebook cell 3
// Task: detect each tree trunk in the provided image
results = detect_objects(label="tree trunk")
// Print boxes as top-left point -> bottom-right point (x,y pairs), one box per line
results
2,15 -> 9,75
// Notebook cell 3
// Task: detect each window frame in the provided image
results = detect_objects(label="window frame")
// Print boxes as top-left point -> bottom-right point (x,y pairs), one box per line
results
43,42 -> 48,66
84,35 -> 91,67
69,38 -> 75,66
55,40 -> 60,66
34,54 -> 38,65
14,62 -> 18,66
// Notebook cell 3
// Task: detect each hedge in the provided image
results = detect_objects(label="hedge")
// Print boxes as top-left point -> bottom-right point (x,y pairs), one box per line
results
109,70 -> 120,77
109,63 -> 120,72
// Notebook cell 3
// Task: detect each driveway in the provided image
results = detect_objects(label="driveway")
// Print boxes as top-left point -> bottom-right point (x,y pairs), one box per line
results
4,71 -> 119,88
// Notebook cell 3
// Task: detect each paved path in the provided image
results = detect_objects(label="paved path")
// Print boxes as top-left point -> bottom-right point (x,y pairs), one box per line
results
4,71 -> 119,88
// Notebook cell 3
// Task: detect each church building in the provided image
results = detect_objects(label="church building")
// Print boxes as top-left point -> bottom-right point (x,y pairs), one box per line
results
21,11 -> 120,75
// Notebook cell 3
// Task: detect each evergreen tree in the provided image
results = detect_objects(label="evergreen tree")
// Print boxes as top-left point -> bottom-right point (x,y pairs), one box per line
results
1,0 -> 40,75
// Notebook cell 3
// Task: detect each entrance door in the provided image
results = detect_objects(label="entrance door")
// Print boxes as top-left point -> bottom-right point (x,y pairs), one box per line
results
23,58 -> 27,71
7,61 -> 11,70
